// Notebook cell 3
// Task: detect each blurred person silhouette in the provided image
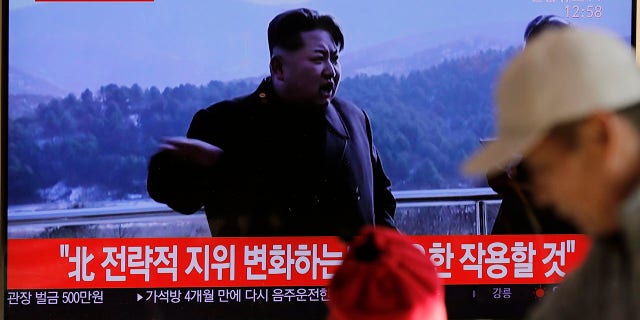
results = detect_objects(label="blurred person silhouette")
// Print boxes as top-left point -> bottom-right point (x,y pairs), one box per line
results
464,28 -> 640,319
488,14 -> 579,235
523,15 -> 571,44
327,226 -> 447,320
146,8 -> 396,240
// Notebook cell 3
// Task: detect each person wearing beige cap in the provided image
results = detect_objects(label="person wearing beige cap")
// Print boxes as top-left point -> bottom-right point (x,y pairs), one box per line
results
464,28 -> 640,319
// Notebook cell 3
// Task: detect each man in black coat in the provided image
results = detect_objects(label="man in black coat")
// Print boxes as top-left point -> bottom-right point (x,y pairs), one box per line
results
147,8 -> 396,239
488,14 -> 578,235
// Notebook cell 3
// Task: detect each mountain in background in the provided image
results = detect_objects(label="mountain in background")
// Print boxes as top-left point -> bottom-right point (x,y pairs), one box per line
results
9,67 -> 67,119
9,67 -> 67,96
342,35 -> 518,77
8,0 -> 528,96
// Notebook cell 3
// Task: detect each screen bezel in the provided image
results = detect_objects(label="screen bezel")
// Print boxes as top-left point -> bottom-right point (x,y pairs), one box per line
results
1,1 -> 638,319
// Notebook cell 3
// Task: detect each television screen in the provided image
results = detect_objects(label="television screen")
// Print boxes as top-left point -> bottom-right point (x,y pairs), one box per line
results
4,0 -> 636,319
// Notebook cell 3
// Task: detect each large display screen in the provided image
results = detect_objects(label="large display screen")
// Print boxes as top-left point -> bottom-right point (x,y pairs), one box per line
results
4,0 -> 636,319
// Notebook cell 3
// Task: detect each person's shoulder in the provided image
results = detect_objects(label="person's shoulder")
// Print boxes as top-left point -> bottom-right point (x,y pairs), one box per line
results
202,78 -> 269,115
524,269 -> 586,319
203,93 -> 254,113
186,94 -> 255,129
332,97 -> 361,111
332,97 -> 366,119
527,242 -> 613,319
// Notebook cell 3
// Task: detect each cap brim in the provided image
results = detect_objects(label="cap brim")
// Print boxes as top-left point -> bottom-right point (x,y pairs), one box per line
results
462,129 -> 546,176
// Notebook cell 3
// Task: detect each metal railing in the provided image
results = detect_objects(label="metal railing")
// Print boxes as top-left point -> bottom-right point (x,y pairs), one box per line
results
394,188 -> 501,235
393,188 -> 500,203
8,188 -> 501,234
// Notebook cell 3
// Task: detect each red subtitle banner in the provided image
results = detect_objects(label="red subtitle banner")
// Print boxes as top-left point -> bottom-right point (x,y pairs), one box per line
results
7,235 -> 590,289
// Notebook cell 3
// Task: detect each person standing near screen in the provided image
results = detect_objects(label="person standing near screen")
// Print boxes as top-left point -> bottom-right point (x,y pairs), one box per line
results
464,28 -> 640,319
146,8 -> 396,240
523,14 -> 572,44
488,14 -> 579,235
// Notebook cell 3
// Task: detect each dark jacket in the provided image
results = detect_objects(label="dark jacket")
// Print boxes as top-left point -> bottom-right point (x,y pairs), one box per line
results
527,184 -> 640,320
147,78 -> 396,239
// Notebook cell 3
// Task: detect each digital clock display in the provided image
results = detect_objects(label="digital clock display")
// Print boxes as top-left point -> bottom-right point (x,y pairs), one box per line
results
565,5 -> 603,18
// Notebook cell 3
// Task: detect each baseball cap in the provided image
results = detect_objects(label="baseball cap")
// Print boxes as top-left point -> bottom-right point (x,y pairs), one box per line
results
326,226 -> 447,320
463,28 -> 640,176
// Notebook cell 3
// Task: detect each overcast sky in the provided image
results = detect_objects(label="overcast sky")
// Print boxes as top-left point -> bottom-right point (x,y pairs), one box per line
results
9,0 -> 633,94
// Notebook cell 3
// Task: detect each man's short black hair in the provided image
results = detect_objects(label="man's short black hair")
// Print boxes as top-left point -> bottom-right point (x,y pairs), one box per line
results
268,8 -> 344,55
524,15 -> 570,43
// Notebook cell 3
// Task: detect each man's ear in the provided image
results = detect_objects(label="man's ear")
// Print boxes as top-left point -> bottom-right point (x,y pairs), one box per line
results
581,113 -> 610,146
270,54 -> 285,81
584,112 -> 622,172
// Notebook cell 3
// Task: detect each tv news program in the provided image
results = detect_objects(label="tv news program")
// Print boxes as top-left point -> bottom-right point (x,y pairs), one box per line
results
1,0 -> 637,319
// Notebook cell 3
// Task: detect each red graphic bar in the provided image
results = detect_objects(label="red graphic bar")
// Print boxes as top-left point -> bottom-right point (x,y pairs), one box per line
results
7,235 -> 590,289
